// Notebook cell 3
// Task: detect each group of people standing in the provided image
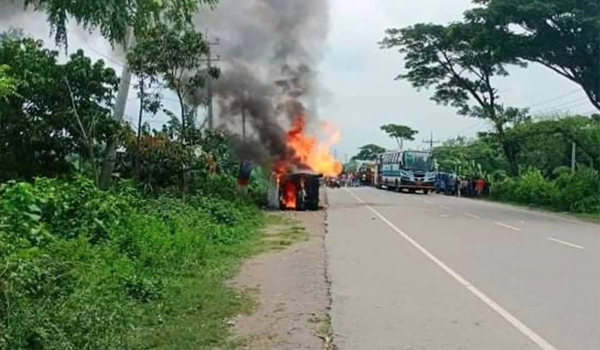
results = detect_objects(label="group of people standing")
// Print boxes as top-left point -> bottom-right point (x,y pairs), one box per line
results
436,174 -> 489,197
457,177 -> 489,197
340,172 -> 360,187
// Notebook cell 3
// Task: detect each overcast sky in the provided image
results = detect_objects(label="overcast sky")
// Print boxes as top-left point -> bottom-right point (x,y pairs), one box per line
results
1,0 -> 596,162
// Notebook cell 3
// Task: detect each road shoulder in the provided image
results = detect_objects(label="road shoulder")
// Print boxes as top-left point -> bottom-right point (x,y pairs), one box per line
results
229,211 -> 332,349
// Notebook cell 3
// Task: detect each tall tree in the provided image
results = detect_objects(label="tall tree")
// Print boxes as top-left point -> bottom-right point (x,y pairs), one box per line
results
128,24 -> 218,144
381,22 -> 525,175
352,144 -> 387,161
380,124 -> 418,150
466,0 -> 600,110
0,37 -> 119,182
14,0 -> 217,189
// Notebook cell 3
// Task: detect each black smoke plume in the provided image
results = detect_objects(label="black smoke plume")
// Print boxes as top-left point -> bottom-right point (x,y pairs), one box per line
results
192,0 -> 330,165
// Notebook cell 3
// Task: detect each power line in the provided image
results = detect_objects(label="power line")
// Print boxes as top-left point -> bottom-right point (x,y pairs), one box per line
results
535,98 -> 590,115
524,88 -> 580,109
82,41 -> 126,67
531,96 -> 588,113
455,119 -> 488,136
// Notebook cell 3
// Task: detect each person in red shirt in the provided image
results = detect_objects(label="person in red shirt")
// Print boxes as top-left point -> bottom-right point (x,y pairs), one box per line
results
475,177 -> 485,196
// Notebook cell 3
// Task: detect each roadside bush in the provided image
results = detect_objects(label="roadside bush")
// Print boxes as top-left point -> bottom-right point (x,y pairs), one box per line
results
513,169 -> 559,207
555,167 -> 600,212
0,177 -> 263,350
490,177 -> 517,202
490,166 -> 600,213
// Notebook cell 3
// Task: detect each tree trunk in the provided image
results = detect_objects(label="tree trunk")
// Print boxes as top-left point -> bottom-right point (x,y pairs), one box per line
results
495,123 -> 519,177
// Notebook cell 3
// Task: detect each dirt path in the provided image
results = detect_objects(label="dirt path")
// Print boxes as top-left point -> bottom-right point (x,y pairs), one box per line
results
229,210 -> 332,350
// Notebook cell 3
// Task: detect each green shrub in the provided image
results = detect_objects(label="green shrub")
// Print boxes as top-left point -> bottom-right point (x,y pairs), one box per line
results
490,166 -> 600,213
490,177 -> 517,201
555,167 -> 600,212
0,177 -> 263,350
514,169 -> 559,207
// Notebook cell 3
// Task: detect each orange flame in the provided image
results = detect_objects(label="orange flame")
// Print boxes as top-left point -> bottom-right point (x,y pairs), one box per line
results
283,114 -> 342,177
281,180 -> 297,209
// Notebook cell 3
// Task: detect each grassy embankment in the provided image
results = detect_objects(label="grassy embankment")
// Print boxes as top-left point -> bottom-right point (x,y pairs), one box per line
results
0,176 -> 308,350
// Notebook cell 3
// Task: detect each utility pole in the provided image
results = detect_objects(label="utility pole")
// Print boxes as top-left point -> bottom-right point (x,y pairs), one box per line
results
241,104 -> 246,140
99,29 -> 134,189
571,142 -> 576,172
422,132 -> 440,151
204,29 -> 220,130
241,90 -> 247,140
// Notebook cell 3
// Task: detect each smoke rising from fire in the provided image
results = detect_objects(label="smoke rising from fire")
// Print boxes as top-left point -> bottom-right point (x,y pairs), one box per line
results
192,0 -> 332,168
1,0 -> 338,172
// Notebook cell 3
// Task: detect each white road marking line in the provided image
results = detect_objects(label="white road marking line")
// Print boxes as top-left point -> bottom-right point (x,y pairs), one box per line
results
440,205 -> 451,210
344,188 -> 558,350
441,214 -> 450,218
424,200 -> 434,205
465,213 -> 480,219
494,221 -> 522,232
547,237 -> 585,250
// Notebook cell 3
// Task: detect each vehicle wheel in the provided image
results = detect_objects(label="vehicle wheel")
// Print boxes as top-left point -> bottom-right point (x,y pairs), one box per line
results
408,189 -> 416,194
423,189 -> 429,195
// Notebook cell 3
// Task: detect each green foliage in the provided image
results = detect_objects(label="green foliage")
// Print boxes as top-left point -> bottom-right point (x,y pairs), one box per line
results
555,167 -> 600,213
0,177 -> 263,350
0,36 -> 119,182
435,115 -> 600,177
128,24 -> 219,141
380,22 -> 523,119
467,0 -> 599,110
435,115 -> 600,213
490,167 -> 600,213
247,166 -> 271,206
21,0 -> 217,47
353,144 -> 386,161
120,128 -> 238,193
380,21 -> 529,175
0,64 -> 19,99
434,135 -> 507,176
513,169 -> 559,207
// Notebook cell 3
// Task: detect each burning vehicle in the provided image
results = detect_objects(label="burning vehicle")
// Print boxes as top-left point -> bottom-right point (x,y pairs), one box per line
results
272,114 -> 342,211
279,172 -> 322,210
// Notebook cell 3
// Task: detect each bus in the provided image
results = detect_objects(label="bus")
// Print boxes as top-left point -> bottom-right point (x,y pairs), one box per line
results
375,150 -> 436,194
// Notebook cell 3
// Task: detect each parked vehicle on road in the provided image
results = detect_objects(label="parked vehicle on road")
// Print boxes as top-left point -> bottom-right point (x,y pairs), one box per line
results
375,150 -> 436,194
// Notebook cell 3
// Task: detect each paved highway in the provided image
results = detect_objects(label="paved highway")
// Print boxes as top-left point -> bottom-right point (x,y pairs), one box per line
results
326,187 -> 600,350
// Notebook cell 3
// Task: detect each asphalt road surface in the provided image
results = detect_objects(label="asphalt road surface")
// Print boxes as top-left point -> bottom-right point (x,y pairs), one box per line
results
326,187 -> 600,350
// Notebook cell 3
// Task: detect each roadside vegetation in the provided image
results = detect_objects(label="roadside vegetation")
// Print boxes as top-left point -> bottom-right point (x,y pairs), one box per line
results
376,0 -> 599,216
0,2 -> 274,349
432,115 -> 600,214
0,177 -> 264,349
